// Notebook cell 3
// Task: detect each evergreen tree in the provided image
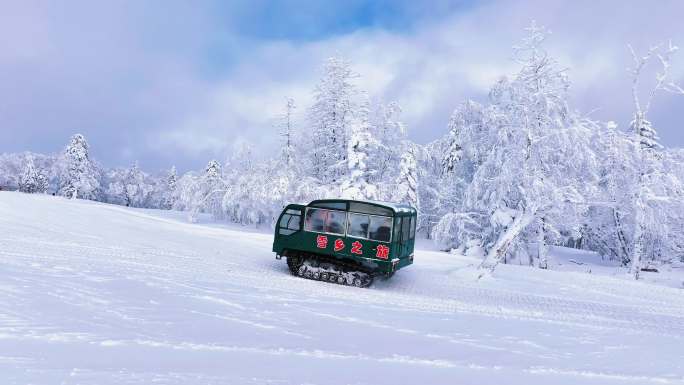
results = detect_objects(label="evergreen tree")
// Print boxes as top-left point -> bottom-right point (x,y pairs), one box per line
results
193,160 -> 225,221
369,101 -> 406,199
340,99 -> 378,200
123,162 -> 146,207
18,157 -> 48,194
163,166 -> 178,210
631,113 -> 661,150
308,56 -> 358,183
393,147 -> 419,207
58,134 -> 100,200
415,142 -> 444,239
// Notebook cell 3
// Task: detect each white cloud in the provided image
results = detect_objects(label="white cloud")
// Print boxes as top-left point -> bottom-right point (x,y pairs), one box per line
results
1,0 -> 683,171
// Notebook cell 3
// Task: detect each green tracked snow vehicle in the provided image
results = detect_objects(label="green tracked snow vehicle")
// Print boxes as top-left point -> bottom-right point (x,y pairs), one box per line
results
273,199 -> 417,287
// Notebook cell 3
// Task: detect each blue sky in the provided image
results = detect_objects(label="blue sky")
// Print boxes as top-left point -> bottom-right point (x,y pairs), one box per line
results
1,0 -> 683,172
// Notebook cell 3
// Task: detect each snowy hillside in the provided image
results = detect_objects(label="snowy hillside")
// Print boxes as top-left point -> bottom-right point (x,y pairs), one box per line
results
1,192 -> 683,385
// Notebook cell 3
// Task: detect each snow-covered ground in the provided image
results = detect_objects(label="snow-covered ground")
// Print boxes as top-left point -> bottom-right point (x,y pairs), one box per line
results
1,192 -> 683,385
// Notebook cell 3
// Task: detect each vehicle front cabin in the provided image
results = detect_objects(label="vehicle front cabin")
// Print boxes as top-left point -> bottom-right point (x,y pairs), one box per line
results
273,199 -> 417,278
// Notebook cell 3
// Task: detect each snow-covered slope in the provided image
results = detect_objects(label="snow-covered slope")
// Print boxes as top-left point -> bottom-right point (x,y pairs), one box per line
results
0,192 -> 682,385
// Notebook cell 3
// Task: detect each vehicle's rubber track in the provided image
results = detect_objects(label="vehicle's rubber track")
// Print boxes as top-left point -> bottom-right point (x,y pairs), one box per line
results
286,256 -> 374,288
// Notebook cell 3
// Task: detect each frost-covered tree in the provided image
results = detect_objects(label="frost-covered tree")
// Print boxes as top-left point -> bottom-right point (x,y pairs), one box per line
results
18,157 -> 49,194
162,166 -> 178,210
308,56 -> 358,184
124,162 -> 146,207
369,101 -> 407,198
579,124 -> 637,265
415,141 -> 445,239
277,97 -> 297,168
434,100 -> 492,235
222,159 -> 296,226
393,146 -> 419,207
1,153 -> 53,191
175,160 -> 227,222
57,134 -> 101,200
197,160 -> 226,220
429,23 -> 600,272
173,172 -> 196,211
627,41 -> 684,279
340,97 -> 379,200
227,140 -> 254,173
104,168 -> 128,206
222,140 -> 258,223
474,23 -> 600,272
104,162 -> 156,208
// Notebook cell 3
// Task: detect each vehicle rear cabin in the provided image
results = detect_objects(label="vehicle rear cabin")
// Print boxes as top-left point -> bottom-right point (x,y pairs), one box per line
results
273,199 -> 417,287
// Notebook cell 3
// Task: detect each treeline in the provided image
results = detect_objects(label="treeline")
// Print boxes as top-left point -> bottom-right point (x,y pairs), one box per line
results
2,24 -> 683,277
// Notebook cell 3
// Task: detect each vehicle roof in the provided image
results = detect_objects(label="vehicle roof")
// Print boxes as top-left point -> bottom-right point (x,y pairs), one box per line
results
307,199 -> 417,214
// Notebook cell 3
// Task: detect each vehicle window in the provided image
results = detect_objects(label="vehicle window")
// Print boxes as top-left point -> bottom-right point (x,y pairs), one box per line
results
402,216 -> 410,242
393,217 -> 401,242
348,213 -> 369,238
325,210 -> 347,235
304,208 -> 326,232
410,216 -> 416,239
368,216 -> 392,242
286,214 -> 301,231
279,214 -> 292,229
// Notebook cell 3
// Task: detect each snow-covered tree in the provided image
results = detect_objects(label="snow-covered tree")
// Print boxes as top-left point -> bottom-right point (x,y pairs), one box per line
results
580,124 -> 639,265
174,160 -> 226,222
222,140 -> 260,223
124,162 -> 146,207
1,152 -> 56,191
197,160 -> 225,220
627,41 -> 684,279
369,101 -> 407,198
104,162 -> 156,208
57,134 -> 101,200
415,141 -> 445,239
227,140 -> 254,174
433,100 -> 492,236
429,22 -> 600,272
340,97 -> 379,200
393,146 -> 419,207
277,97 -> 297,168
18,157 -> 48,194
308,56 -> 358,184
162,166 -> 178,210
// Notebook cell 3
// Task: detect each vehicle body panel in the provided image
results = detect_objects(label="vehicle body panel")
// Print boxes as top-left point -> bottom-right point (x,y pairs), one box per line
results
272,199 -> 417,275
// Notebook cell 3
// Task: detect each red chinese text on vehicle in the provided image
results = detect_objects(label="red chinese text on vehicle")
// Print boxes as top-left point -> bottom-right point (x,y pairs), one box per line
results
316,235 -> 328,249
376,244 -> 390,259
351,241 -> 363,255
